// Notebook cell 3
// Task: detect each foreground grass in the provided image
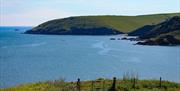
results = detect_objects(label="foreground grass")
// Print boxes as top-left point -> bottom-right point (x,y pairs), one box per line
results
1,78 -> 180,91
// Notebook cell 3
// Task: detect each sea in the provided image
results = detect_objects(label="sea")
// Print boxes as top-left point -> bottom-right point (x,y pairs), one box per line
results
0,26 -> 180,88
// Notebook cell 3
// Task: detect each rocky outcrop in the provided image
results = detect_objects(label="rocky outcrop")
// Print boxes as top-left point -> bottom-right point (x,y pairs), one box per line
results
137,35 -> 180,46
134,16 -> 180,46
139,16 -> 180,39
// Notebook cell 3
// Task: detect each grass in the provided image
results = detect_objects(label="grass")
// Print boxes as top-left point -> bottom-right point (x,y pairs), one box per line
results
1,78 -> 180,91
35,13 -> 180,33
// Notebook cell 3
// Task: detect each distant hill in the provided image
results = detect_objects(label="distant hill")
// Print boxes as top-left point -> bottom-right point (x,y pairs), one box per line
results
25,13 -> 180,35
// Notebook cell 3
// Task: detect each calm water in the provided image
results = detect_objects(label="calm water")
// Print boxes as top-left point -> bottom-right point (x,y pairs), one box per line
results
0,27 -> 180,88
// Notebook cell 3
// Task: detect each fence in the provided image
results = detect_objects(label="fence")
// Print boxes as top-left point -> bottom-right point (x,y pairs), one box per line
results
59,77 -> 164,91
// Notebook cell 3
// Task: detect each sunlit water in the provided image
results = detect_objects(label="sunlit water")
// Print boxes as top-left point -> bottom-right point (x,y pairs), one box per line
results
0,27 -> 180,88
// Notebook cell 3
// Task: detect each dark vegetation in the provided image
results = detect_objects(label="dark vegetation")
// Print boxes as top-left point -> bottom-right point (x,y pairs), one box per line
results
128,25 -> 155,36
26,27 -> 122,35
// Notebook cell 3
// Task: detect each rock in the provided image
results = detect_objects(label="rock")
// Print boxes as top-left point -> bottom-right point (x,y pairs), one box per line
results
110,38 -> 116,40
121,37 -> 127,40
117,38 -> 121,40
137,40 -> 156,45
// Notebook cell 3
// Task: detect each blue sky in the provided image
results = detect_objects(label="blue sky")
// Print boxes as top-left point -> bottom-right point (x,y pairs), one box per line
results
0,0 -> 180,26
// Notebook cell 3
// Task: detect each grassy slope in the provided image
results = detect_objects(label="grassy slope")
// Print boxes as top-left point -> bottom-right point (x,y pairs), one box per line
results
35,13 -> 180,33
86,13 -> 180,33
2,79 -> 180,91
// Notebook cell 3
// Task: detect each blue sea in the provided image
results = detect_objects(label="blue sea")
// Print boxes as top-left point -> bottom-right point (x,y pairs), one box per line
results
0,26 -> 180,88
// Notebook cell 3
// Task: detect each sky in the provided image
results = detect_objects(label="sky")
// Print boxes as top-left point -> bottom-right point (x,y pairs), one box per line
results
0,0 -> 180,26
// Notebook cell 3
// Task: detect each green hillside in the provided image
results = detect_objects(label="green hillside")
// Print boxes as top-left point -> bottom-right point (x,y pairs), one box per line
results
80,13 -> 180,33
26,13 -> 180,34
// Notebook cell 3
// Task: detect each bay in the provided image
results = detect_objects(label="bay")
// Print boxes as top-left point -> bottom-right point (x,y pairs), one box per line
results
0,26 -> 179,88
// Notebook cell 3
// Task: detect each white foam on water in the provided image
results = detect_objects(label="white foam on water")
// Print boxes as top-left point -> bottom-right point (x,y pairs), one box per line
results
1,42 -> 47,48
92,41 -> 111,55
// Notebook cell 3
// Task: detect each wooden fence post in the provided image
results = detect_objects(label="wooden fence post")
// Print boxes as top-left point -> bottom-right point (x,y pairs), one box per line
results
113,77 -> 116,90
77,78 -> 81,91
91,81 -> 94,91
108,77 -> 117,91
102,80 -> 105,91
159,77 -> 162,88
133,77 -> 136,89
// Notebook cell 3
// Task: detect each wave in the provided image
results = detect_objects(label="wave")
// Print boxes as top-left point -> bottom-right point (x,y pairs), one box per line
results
18,42 -> 46,47
1,42 -> 46,48
92,41 -> 142,63
92,41 -> 111,55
